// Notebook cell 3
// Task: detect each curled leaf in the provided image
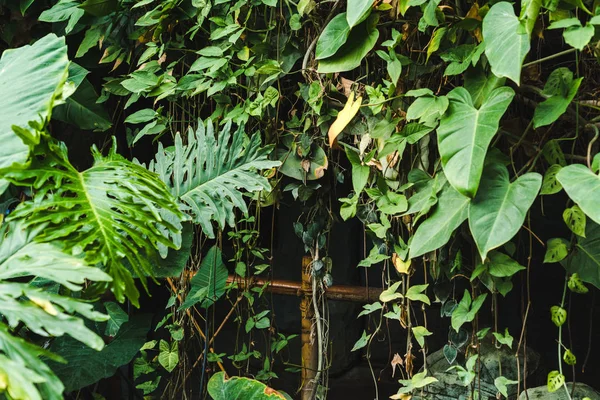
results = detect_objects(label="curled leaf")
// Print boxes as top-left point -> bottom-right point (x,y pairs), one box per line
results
328,92 -> 362,147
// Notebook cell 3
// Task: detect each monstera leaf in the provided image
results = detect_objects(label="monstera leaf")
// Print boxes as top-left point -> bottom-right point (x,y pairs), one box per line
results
0,34 -> 69,195
0,220 -> 111,400
437,86 -> 515,198
4,136 -> 183,306
469,163 -> 542,261
150,119 -> 280,238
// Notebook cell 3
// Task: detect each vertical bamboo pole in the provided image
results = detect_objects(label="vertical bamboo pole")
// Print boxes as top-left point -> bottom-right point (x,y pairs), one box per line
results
300,256 -> 317,400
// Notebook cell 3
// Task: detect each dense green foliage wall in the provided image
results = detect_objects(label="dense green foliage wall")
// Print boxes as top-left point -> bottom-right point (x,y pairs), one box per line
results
1,0 -> 600,398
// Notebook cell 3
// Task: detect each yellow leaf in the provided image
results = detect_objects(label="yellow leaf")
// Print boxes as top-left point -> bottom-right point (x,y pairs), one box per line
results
328,92 -> 362,147
29,296 -> 59,316
393,253 -> 412,274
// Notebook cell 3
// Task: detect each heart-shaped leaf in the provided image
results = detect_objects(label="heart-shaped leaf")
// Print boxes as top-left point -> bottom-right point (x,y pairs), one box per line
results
557,164 -> 600,225
547,371 -> 565,393
346,0 -> 374,28
550,305 -> 567,327
469,163 -> 542,261
315,13 -> 351,60
483,2 -> 531,85
437,87 -> 514,198
409,184 -> 470,259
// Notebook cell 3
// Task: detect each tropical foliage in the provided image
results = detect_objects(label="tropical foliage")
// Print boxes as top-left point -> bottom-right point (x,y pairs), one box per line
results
0,0 -> 599,397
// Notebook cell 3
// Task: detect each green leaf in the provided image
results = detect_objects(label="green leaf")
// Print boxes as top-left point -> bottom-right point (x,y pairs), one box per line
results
409,184 -> 470,259
79,0 -> 118,17
533,70 -> 582,128
347,0 -> 374,28
547,370 -> 565,392
482,2 -> 531,85
567,273 -> 589,293
557,164 -> 600,225
451,290 -> 487,332
544,238 -> 570,263
53,79 -> 112,131
567,221 -> 600,288
380,281 -> 403,303
351,330 -> 371,351
406,284 -> 431,305
487,251 -> 525,277
492,328 -> 513,349
443,344 -> 458,364
563,349 -> 577,365
562,23 -> 595,50
406,95 -> 449,126
519,0 -> 541,35
412,326 -> 432,347
357,302 -> 383,317
315,13 -> 351,60
49,315 -> 152,392
550,305 -> 567,326
346,147 -> 370,193
150,119 -> 279,238
541,164 -> 563,195
158,340 -> 179,372
180,246 -> 228,310
0,34 -> 69,195
494,376 -> 518,398
437,87 -> 515,198
208,372 -> 292,400
543,140 -> 567,166
39,0 -> 85,33
318,14 -> 379,73
469,163 -> 542,261
125,108 -> 157,124
104,302 -> 129,337
6,136 -> 183,306
563,205 -> 587,237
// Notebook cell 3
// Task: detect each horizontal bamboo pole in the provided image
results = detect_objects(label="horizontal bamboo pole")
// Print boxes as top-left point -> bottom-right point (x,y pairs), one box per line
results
226,275 -> 383,303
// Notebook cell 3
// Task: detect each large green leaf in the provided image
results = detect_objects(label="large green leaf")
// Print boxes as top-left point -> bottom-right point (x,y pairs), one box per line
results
5,136 -> 184,306
0,34 -> 69,195
0,220 -> 111,400
180,246 -> 228,310
566,221 -> 600,289
482,2 -> 531,85
315,13 -> 351,60
318,14 -> 379,73
409,184 -> 471,259
469,163 -> 542,261
49,315 -> 152,392
556,164 -> 600,225
208,371 -> 292,400
150,119 -> 279,238
437,86 -> 515,198
53,79 -> 112,131
346,0 -> 374,28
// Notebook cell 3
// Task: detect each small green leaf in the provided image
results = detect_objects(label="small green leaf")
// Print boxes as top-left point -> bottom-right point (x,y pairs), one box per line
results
451,290 -> 487,332
443,344 -> 458,364
351,330 -> 371,351
380,281 -> 403,303
541,164 -> 563,195
158,340 -> 179,372
492,328 -> 513,349
315,13 -> 351,60
568,273 -> 589,294
412,326 -> 433,348
547,370 -> 565,393
563,349 -> 577,365
494,376 -> 518,398
406,284 -> 431,305
563,205 -> 587,237
358,302 -> 383,317
550,306 -> 567,327
487,251 -> 525,278
544,238 -> 569,263
558,165 -> 600,226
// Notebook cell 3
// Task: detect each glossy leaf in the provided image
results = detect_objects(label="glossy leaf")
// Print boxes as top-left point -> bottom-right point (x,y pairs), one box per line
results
437,87 -> 515,198
533,68 -> 582,128
557,164 -> 600,225
315,13 -> 350,60
547,371 -> 565,393
563,205 -> 587,237
469,163 -> 542,261
482,2 -> 530,85
53,79 -> 112,131
318,14 -> 379,73
550,306 -> 567,327
540,164 -> 563,195
567,273 -> 589,294
567,221 -> 600,288
451,290 -> 487,332
544,238 -> 569,263
0,34 -> 69,195
409,184 -> 470,259
208,372 -> 291,400
158,340 -> 179,372
347,0 -> 374,28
